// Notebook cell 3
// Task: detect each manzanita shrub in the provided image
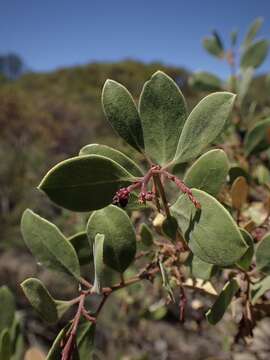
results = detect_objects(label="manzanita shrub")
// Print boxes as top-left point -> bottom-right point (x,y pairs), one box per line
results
20,18 -> 270,360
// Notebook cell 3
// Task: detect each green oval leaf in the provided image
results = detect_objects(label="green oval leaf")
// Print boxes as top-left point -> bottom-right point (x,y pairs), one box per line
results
102,79 -> 144,151
38,155 -> 135,212
161,216 -> 178,242
87,205 -> 136,273
206,279 -> 239,325
10,315 -> 25,360
69,231 -> 92,266
183,149 -> 229,196
79,143 -> 143,177
236,229 -> 254,271
253,164 -> 270,186
139,71 -> 187,165
21,278 -> 58,324
77,321 -> 96,359
243,18 -> 263,48
46,326 -> 70,360
256,233 -> 270,274
159,260 -> 175,302
241,40 -> 269,69
251,276 -> 270,304
202,32 -> 224,58
0,286 -> 15,332
244,118 -> 270,155
0,329 -> 11,360
174,92 -> 236,164
21,277 -> 72,324
238,67 -> 254,104
21,209 -> 81,279
189,72 -> 222,92
171,189 -> 248,266
140,224 -> 153,247
186,253 -> 215,281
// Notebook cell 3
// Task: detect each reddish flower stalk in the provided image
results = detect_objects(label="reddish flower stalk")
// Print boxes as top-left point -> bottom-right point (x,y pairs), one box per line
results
160,170 -> 201,209
113,165 -> 201,210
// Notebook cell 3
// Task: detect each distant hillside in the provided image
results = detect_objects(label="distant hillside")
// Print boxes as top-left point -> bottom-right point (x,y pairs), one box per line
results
8,60 -> 193,152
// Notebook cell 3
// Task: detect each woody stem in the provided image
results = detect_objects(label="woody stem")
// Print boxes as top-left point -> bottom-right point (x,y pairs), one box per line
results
153,173 -> 171,218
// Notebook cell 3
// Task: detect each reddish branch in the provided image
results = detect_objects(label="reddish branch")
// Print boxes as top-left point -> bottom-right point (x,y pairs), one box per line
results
61,294 -> 86,360
60,251 -> 222,360
62,167 -> 202,359
60,263 -> 161,360
179,286 -> 187,322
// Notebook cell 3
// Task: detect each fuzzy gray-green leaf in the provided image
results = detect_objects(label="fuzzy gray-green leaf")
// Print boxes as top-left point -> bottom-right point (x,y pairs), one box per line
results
243,18 -> 263,48
102,79 -> 144,151
39,155 -> 135,212
236,229 -> 254,271
0,329 -> 11,360
139,71 -> 187,165
241,40 -> 269,69
10,315 -> 25,360
244,118 -> 270,155
189,72 -> 222,92
87,205 -> 136,273
162,216 -> 178,242
238,67 -> 254,104
171,189 -> 248,266
206,279 -> 239,325
203,32 -> 224,58
46,326 -> 69,360
0,286 -> 15,332
21,209 -> 80,279
251,276 -> 270,304
21,278 -> 72,325
256,233 -> 270,274
69,231 -> 92,266
140,224 -> 153,247
183,149 -> 229,196
21,278 -> 58,324
77,321 -> 96,359
159,260 -> 175,302
79,143 -> 143,177
186,253 -> 215,281
174,92 -> 236,164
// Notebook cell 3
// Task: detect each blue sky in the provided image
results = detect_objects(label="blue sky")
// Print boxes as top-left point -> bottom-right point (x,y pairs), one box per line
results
1,0 -> 270,77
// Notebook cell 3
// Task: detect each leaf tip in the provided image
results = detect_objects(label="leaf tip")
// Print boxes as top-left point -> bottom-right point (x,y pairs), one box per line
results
21,208 -> 33,225
152,69 -> 166,77
102,79 -> 122,94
